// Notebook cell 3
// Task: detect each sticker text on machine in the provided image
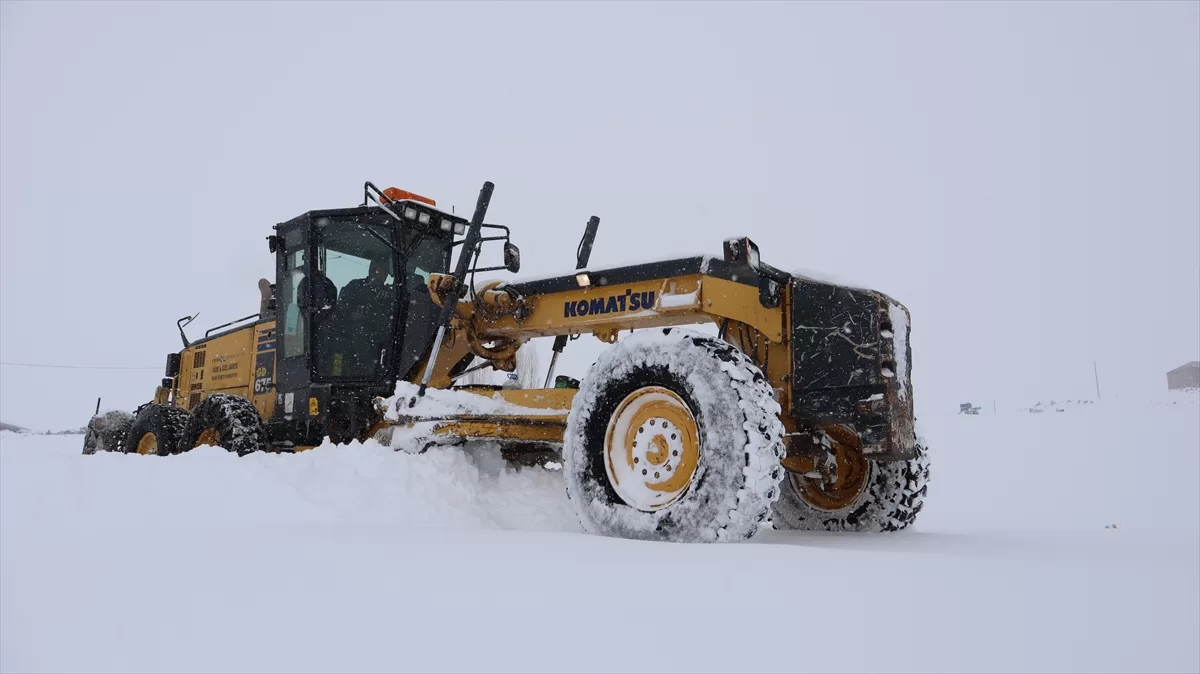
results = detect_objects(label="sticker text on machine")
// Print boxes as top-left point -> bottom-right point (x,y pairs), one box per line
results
564,290 -> 657,318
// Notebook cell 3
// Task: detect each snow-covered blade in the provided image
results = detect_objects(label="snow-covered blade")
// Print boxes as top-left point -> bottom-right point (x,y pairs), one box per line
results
380,381 -> 566,422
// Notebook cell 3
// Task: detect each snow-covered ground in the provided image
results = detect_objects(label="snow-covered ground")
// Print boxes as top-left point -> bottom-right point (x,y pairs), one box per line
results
2,394 -> 1197,673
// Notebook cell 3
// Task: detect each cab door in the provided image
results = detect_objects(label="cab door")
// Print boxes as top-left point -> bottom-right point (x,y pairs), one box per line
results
394,230 -> 452,380
273,219 -> 312,420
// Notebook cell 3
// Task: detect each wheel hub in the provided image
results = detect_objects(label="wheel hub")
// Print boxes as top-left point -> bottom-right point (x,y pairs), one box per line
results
196,427 -> 221,448
135,432 -> 158,455
604,386 -> 700,512
789,425 -> 870,512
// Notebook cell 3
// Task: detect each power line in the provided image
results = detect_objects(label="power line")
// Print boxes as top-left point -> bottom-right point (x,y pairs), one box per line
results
0,361 -> 160,371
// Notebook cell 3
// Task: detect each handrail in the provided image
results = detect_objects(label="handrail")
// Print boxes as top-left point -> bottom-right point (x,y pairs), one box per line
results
204,313 -> 261,338
362,181 -> 404,223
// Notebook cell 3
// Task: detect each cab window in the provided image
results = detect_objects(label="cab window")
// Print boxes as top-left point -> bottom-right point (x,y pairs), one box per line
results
281,248 -> 307,360
313,221 -> 397,380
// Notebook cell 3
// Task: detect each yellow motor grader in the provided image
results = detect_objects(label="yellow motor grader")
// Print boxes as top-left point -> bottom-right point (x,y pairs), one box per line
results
83,180 -> 929,543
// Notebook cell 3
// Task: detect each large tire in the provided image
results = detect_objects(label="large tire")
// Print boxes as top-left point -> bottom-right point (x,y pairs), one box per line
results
82,410 -> 135,455
124,404 -> 190,456
180,393 -> 267,456
771,428 -> 930,532
563,328 -> 786,543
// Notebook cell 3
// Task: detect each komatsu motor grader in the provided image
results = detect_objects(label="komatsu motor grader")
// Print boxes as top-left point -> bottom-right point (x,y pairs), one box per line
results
84,180 -> 929,543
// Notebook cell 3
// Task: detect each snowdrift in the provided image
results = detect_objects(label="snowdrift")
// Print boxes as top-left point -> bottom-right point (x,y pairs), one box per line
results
0,436 -> 577,534
1,393 -> 1197,673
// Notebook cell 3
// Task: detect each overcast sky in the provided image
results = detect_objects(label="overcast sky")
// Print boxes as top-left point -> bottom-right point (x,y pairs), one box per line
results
1,0 -> 1197,431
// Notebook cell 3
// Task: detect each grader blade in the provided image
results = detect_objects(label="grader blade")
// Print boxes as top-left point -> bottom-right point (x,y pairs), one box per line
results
373,384 -> 575,457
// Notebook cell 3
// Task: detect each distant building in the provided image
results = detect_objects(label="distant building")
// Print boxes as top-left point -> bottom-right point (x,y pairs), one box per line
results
1167,361 -> 1200,391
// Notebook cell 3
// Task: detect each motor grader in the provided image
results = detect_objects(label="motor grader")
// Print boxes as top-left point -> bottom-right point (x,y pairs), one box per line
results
83,180 -> 929,543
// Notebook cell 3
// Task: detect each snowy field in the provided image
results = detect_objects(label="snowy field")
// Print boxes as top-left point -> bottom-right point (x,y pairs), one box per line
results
1,395 -> 1197,673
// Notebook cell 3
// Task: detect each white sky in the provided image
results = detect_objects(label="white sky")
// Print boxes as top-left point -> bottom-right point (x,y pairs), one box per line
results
1,0 -> 1197,431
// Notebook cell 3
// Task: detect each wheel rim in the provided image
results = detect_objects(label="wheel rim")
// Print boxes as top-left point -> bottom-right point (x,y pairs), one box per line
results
135,432 -> 158,455
604,386 -> 700,512
790,425 -> 871,512
196,427 -> 221,447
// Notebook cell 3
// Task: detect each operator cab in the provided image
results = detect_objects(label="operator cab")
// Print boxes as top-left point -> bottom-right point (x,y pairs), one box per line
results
265,187 -> 471,445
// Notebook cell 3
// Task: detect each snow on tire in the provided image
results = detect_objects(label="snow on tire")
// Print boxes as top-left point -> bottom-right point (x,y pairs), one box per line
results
82,410 -> 134,455
563,328 -> 786,543
124,404 -> 190,456
180,393 -> 267,457
771,429 -> 930,532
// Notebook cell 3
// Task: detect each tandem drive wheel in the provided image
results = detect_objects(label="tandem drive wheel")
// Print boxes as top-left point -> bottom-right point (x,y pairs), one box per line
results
180,393 -> 267,457
124,404 -> 190,456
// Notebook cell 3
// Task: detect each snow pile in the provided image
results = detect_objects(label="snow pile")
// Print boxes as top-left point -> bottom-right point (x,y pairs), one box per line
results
1016,390 -> 1199,414
0,437 -> 578,534
1021,399 -> 1100,413
250,439 -> 577,531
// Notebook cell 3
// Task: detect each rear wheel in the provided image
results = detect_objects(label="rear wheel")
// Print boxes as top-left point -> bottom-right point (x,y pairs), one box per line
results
771,426 -> 930,532
180,393 -> 267,456
83,410 -> 134,455
124,404 -> 190,456
563,328 -> 786,543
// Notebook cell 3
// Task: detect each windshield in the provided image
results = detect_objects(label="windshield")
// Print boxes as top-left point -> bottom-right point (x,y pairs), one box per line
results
313,219 -> 398,380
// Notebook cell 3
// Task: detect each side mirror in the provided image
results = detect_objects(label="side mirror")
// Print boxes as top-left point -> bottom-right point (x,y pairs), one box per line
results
165,353 -> 181,377
504,242 -> 521,274
267,235 -> 281,253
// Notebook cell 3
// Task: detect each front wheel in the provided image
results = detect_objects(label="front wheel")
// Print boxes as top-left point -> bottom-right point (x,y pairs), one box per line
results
563,328 -> 786,543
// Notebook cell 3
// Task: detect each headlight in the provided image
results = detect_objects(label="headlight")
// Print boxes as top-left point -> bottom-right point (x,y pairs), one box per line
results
453,222 -> 466,235
404,207 -> 418,220
418,212 -> 431,225
440,218 -> 453,232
